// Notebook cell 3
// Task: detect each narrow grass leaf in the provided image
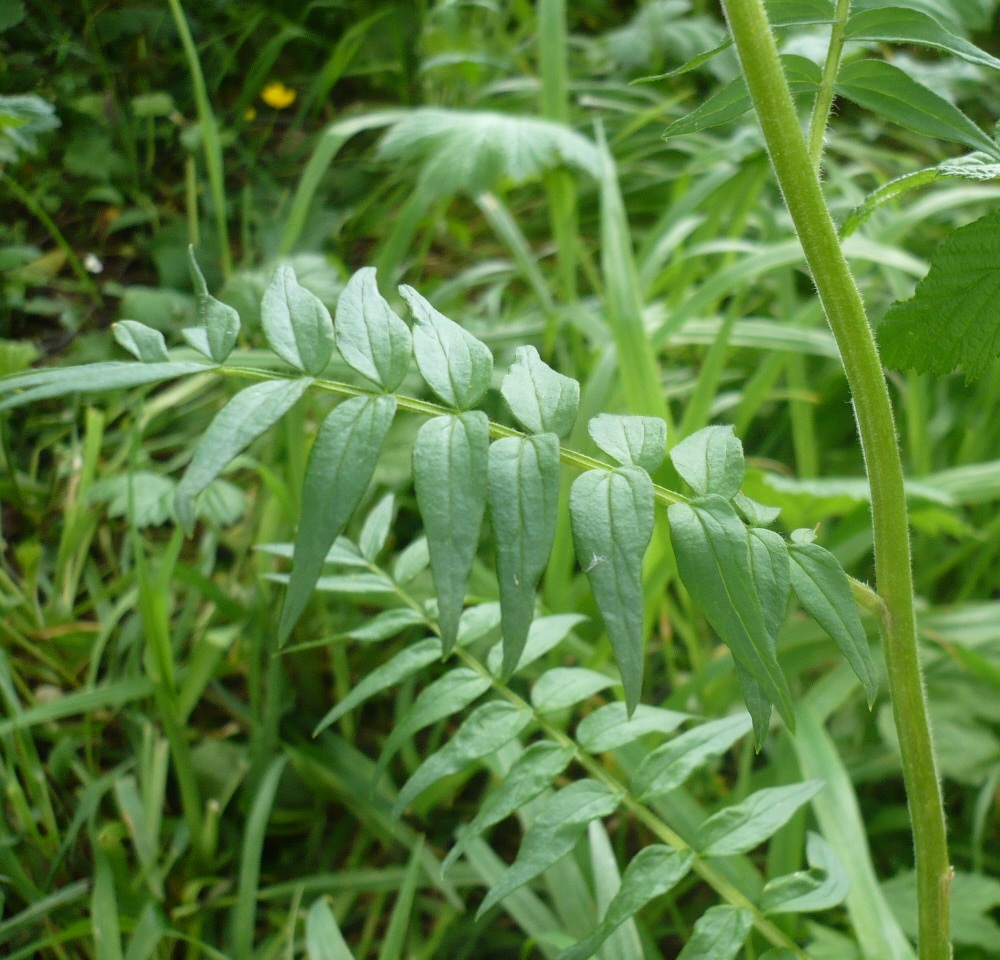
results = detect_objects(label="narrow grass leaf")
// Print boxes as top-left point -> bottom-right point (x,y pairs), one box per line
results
188,246 -> 240,361
668,496 -> 795,730
443,742 -> 575,873
175,377 -> 310,533
588,414 -> 667,472
570,467 -> 655,714
489,434 -> 561,674
501,345 -> 579,437
306,898 -> 356,960
335,267 -> 412,391
261,264 -> 335,374
676,905 -> 753,960
556,846 -> 694,960
401,285 -> 493,409
279,394 -> 396,643
669,425 -> 745,499
91,845 -> 124,960
531,667 -> 618,714
789,541 -> 877,704
377,837 -> 424,960
476,780 -> 622,918
761,831 -> 849,914
835,60 -> 998,156
414,412 -> 489,652
634,713 -> 753,800
113,321 -> 170,363
392,701 -> 532,818
697,781 -> 822,856
576,703 -> 689,753
586,819 -> 641,960
114,776 -> 162,899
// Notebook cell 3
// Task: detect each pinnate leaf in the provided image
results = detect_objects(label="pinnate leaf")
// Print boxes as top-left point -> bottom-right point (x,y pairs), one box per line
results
500,345 -> 579,437
401,285 -> 493,409
530,668 -> 618,714
556,846 -> 694,960
488,434 -> 561,675
576,703 -> 689,753
761,831 -> 849,914
175,378 -> 311,534
676,905 -> 753,960
188,247 -> 240,362
278,394 -> 397,642
487,613 -> 588,676
588,414 -> 667,472
113,321 -> 170,363
669,425 -> 745,499
476,780 -> 622,918
878,209 -> 1000,381
335,267 -> 412,391
570,467 -> 655,714
262,264 -> 335,375
414,412 -> 490,653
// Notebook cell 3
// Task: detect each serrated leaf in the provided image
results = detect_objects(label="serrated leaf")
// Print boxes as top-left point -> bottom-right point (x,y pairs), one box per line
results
761,831 -> 849,914
676,905 -> 753,960
392,700 -> 532,818
669,425 -> 745,499
570,467 -> 655,714
0,361 -> 209,411
261,264 -> 335,375
443,741 -> 576,873
556,847 -> 694,960
401,285 -> 493,409
188,246 -> 240,362
335,267 -> 412,391
278,395 -> 396,642
844,6 -> 1000,71
878,209 -> 1000,381
488,434 -> 561,675
633,713 -> 753,800
530,668 -> 618,714
113,321 -> 170,363
313,637 -> 442,735
500,345 -> 579,437
359,493 -> 395,562
175,378 -> 311,534
696,781 -> 822,856
306,898 -> 356,960
835,59 -> 997,156
486,612 -> 588,675
576,703 -> 689,753
414,412 -> 489,653
789,540 -> 877,704
476,780 -> 622,918
588,414 -> 667,472
668,496 -> 795,732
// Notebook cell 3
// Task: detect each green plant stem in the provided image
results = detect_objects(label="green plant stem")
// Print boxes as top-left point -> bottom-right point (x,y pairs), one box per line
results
718,1 -> 950,956
806,0 -> 852,170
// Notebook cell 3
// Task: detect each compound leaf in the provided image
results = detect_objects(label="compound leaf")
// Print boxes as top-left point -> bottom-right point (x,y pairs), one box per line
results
676,905 -> 753,960
262,264 -> 335,375
501,345 -> 579,437
761,831 -> 850,914
588,414 -> 667,472
576,703 -> 689,753
113,321 -> 170,363
487,613 -> 588,675
670,425 -> 745,499
188,246 -> 240,362
531,668 -> 619,714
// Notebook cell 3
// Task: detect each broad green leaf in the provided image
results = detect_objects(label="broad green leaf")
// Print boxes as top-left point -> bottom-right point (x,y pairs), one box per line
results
334,267 -> 412,391
733,665 -> 771,749
0,93 -> 60,163
633,713 -> 753,800
749,528 -> 790,638
476,780 -> 622,918
377,667 -> 492,776
530,667 -> 618,714
697,781 -> 822,856
835,60 -> 998,156
844,7 -> 1000,71
339,607 -> 426,644
570,467 -> 655,714
393,536 -> 430,584
278,394 -> 396,642
676,905 -> 753,960
313,637 -> 442,735
761,831 -> 849,914
113,321 -> 170,363
442,741 -> 576,873
0,360 -> 209,411
732,492 -> 781,527
401,285 -> 493,410
188,246 -> 240,362
414,412 -> 490,653
358,492 -> 395,562
767,0 -> 833,23
789,540 -> 877,704
392,700 -> 532,818
878,209 -> 1000,381
576,703 -> 689,753
669,425 -> 745,499
588,414 -> 667,472
487,612 -> 588,675
306,898 -> 356,960
500,345 -> 579,437
261,263 -> 335,375
175,377 -> 311,534
668,496 -> 795,730
488,434 -> 561,675
556,846 -> 694,960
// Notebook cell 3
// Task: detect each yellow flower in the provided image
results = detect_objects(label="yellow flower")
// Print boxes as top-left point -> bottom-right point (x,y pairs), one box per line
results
261,82 -> 296,110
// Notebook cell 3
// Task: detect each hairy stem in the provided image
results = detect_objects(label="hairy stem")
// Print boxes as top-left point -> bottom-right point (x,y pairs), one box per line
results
806,0 -> 852,170
719,0 -> 950,956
